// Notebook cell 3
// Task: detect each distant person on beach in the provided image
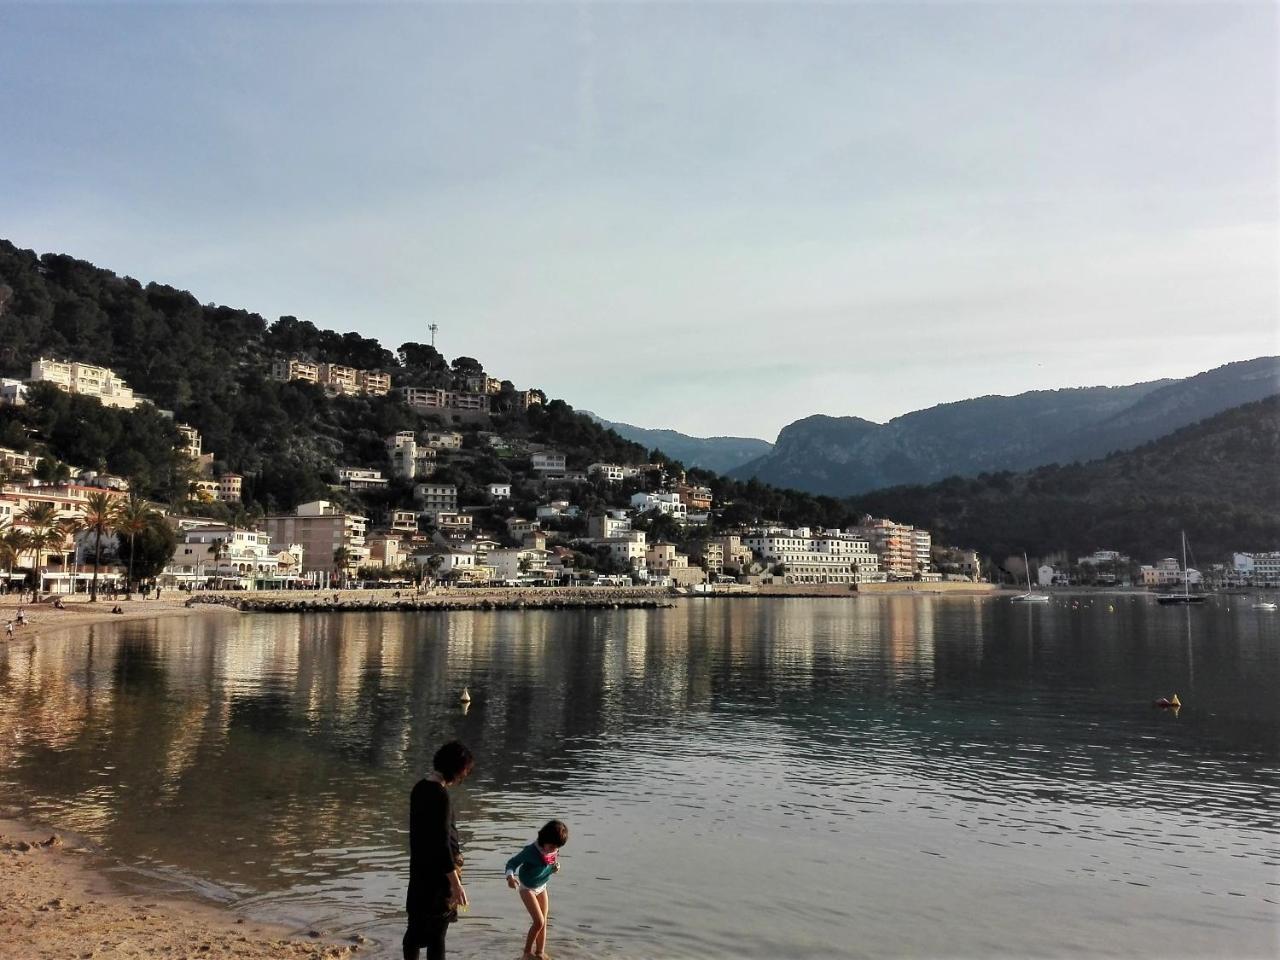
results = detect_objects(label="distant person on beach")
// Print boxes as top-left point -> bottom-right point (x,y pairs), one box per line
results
405,740 -> 475,960
505,820 -> 569,960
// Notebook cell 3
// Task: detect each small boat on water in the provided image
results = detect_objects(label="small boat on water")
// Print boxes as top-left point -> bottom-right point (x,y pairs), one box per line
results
1156,532 -> 1206,605
1012,551 -> 1050,603
1253,601 -> 1278,611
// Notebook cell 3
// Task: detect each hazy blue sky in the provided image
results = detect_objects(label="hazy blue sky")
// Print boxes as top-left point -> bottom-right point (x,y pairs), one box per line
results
1,2 -> 1275,439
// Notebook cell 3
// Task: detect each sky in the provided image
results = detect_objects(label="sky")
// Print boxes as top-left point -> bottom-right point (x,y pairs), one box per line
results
1,2 -> 1276,441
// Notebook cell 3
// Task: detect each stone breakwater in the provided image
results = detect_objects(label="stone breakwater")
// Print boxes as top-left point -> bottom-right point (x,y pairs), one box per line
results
185,588 -> 673,613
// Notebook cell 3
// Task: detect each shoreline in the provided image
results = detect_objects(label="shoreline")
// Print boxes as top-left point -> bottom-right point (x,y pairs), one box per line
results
0,593 -> 239,640
0,818 -> 362,959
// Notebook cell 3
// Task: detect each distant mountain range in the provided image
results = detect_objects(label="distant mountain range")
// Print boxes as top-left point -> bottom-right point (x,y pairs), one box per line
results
584,414 -> 773,475
847,394 -> 1280,563
728,357 -> 1280,496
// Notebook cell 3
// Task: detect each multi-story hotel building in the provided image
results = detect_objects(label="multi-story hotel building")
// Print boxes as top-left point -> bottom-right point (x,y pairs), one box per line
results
742,527 -> 883,585
29,358 -> 140,409
263,500 -> 368,576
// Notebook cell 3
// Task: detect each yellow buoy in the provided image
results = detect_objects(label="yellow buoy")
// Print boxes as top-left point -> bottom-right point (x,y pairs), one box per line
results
1170,693 -> 1181,708
460,687 -> 471,703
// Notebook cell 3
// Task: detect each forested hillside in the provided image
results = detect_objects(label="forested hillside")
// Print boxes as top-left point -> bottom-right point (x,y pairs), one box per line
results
0,240 -> 645,510
847,397 -> 1280,562
734,358 -> 1279,495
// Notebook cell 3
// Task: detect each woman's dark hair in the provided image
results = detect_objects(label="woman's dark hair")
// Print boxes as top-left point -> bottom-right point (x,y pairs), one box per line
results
537,820 -> 569,848
433,740 -> 475,783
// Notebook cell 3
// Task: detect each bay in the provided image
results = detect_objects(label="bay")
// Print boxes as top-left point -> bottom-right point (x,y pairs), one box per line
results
1,596 -> 1276,958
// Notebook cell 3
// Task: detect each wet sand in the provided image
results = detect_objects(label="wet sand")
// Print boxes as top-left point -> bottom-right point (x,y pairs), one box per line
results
0,820 -> 361,960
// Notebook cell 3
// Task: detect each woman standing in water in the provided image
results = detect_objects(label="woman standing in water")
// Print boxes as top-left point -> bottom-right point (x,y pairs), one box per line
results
404,740 -> 475,960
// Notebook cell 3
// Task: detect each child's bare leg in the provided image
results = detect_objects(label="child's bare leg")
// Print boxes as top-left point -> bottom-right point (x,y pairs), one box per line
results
520,887 -> 545,957
535,889 -> 550,955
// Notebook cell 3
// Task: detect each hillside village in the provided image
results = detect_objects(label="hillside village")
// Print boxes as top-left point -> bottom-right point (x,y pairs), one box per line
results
2,349 -> 1276,597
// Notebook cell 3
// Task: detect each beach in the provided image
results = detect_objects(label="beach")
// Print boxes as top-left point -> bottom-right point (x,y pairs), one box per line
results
0,820 -> 361,960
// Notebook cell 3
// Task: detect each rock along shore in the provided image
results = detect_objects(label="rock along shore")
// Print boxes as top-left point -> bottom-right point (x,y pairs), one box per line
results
185,586 -> 674,614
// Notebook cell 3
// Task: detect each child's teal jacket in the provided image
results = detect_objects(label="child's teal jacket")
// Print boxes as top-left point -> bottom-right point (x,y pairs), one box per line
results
505,843 -> 555,889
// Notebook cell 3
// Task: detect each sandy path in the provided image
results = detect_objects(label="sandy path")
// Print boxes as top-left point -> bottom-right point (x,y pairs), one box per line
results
0,821 -> 362,960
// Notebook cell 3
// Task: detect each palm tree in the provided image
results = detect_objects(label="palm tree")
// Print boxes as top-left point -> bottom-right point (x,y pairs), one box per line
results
18,502 -> 64,596
0,528 -> 30,594
332,546 -> 352,587
114,496 -> 156,594
80,492 -> 120,603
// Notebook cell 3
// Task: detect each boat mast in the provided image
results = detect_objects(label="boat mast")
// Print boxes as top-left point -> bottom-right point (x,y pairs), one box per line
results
1182,531 -> 1189,595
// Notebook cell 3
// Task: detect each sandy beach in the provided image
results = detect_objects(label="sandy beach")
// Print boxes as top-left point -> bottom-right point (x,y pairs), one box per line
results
0,820 -> 362,960
0,592 -> 239,638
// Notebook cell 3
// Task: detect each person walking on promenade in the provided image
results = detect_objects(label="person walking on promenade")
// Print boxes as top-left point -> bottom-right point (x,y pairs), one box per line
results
505,820 -> 569,960
404,740 -> 475,960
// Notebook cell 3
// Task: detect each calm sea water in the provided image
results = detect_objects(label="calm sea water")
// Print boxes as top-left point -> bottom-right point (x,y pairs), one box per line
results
1,597 -> 1277,958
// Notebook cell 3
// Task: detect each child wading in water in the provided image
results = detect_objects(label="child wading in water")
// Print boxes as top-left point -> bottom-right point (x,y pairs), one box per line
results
505,820 -> 568,959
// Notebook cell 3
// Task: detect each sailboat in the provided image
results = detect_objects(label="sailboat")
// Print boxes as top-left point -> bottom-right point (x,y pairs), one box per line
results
1156,531 -> 1206,605
1012,552 -> 1050,603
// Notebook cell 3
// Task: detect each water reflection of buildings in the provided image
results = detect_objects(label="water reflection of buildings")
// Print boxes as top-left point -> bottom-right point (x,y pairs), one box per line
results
3,602 -> 1275,899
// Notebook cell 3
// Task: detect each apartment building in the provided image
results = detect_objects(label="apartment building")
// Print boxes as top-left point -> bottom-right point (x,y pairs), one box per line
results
531,451 -> 566,474
400,387 -> 491,416
338,467 -> 389,491
851,516 -> 928,580
358,370 -> 392,396
272,357 -> 389,396
691,540 -> 725,575
365,534 -> 405,569
271,358 -> 319,383
488,483 -> 511,500
435,512 -> 474,539
30,358 -> 139,409
515,390 -> 543,411
263,500 -> 368,575
464,375 -> 503,395
742,527 -> 883,585
588,512 -> 632,540
714,535 -> 754,573
414,483 -> 458,516
388,509 -> 419,533
217,474 -> 243,503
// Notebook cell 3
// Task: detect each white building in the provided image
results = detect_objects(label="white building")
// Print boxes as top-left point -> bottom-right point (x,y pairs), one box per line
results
488,483 -> 512,500
1233,551 -> 1280,587
588,512 -> 632,540
742,527 -> 883,584
164,525 -> 305,588
338,467 -> 389,491
29,358 -> 139,409
630,491 -> 687,522
0,379 -> 28,406
536,500 -> 580,520
488,547 -> 554,582
588,463 -> 626,483
386,432 -> 437,480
